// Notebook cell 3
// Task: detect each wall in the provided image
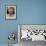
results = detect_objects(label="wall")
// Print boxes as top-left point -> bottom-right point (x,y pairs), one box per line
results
20,0 -> 46,24
0,0 -> 46,44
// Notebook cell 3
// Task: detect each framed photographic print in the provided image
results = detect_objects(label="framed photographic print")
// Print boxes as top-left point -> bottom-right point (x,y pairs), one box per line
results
5,5 -> 16,20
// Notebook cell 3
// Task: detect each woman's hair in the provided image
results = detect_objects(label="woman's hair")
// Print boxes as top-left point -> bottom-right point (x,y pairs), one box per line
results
7,7 -> 15,14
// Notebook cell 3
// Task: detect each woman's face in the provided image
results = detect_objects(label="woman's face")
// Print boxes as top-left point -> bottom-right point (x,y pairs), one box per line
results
7,7 -> 15,15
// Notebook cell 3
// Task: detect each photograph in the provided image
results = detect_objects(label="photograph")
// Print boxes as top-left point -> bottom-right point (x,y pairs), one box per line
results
6,5 -> 16,20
